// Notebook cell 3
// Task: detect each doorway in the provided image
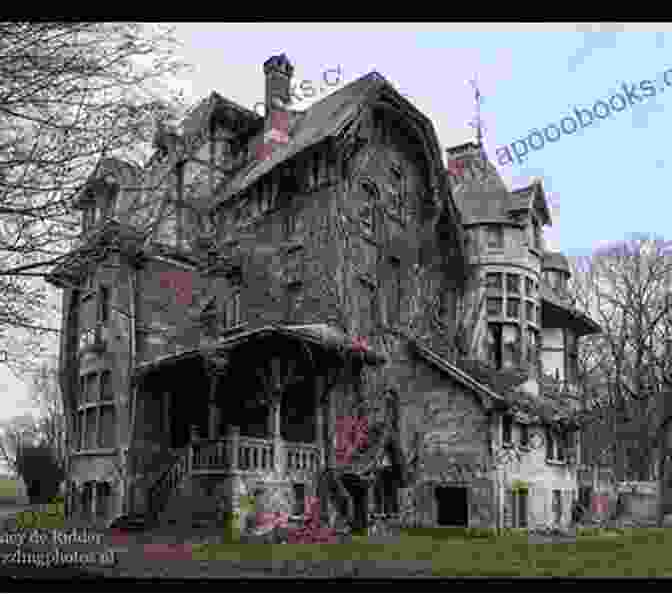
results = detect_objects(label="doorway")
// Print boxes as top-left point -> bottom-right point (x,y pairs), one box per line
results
435,485 -> 469,527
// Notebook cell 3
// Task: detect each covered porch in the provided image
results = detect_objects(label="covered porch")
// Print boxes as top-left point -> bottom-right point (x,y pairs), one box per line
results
130,324 -> 386,486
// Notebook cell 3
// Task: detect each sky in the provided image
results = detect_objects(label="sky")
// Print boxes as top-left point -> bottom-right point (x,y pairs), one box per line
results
2,21 -> 670,427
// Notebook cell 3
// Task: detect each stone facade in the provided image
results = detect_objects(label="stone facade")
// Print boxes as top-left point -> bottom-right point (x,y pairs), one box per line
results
48,54 -> 599,534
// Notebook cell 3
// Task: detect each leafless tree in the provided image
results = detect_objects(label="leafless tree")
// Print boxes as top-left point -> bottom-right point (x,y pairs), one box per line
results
0,22 -> 189,372
569,234 -> 672,485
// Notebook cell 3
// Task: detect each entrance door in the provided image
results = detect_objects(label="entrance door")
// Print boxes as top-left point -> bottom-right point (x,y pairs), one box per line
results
435,486 -> 469,527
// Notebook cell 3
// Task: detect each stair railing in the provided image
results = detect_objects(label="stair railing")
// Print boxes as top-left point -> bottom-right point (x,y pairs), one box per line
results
146,446 -> 190,525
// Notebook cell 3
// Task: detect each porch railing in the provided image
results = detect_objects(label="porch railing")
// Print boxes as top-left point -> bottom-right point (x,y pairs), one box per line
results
190,434 -> 321,477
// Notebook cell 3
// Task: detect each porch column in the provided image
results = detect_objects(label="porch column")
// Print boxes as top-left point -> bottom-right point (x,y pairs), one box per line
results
315,375 -> 325,466
162,392 -> 171,445
208,374 -> 220,440
270,393 -> 285,476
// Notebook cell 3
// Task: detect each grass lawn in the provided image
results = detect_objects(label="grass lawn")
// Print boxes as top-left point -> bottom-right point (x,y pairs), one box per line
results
190,528 -> 672,576
0,478 -> 21,502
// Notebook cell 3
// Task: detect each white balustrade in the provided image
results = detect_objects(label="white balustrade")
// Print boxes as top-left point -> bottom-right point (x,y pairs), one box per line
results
190,435 -> 322,476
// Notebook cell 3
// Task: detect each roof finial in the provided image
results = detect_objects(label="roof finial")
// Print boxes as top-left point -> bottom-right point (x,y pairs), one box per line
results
468,75 -> 486,158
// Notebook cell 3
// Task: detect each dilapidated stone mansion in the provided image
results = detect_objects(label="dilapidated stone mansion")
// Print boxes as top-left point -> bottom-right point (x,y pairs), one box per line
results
47,54 -> 600,532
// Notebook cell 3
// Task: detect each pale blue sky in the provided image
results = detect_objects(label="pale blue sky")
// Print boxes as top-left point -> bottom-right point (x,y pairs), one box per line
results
2,22 -> 670,425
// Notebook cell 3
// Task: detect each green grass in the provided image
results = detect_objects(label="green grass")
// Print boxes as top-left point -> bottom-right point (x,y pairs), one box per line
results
190,528 -> 672,576
0,477 -> 21,503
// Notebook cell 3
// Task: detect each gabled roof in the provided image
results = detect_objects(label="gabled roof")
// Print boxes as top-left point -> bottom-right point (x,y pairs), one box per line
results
132,323 -> 387,382
215,71 -> 446,207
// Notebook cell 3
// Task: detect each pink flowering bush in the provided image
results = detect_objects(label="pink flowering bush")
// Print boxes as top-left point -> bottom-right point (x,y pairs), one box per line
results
335,416 -> 368,466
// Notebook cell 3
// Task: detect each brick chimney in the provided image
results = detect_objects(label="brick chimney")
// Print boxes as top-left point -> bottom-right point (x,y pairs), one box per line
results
258,54 -> 294,160
263,53 -> 294,115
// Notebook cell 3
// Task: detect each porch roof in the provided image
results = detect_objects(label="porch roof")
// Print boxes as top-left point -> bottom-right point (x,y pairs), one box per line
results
132,323 -> 387,382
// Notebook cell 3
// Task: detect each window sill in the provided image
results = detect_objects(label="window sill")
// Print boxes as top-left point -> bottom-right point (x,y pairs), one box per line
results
546,458 -> 567,466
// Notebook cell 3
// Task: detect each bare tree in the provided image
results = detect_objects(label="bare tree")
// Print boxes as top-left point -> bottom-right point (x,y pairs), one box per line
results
0,22 -> 189,372
569,234 -> 672,484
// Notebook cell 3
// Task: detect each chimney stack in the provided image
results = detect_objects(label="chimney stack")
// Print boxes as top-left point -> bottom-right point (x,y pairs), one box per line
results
258,54 -> 293,160
263,54 -> 294,118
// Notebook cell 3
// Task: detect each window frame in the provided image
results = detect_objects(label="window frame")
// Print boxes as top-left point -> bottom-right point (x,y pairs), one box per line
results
507,273 -> 521,295
486,272 -> 503,291
506,298 -> 520,319
487,297 -> 503,316
74,369 -> 116,453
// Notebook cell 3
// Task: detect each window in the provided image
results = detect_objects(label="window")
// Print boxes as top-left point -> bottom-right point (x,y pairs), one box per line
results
520,424 -> 529,448
293,484 -> 306,516
502,414 -> 513,445
525,277 -> 534,296
286,281 -> 302,322
526,327 -> 538,365
100,370 -> 113,401
486,272 -> 503,291
389,257 -> 402,323
533,219 -> 543,250
99,407 -> 116,449
75,369 -> 116,452
506,298 -> 520,319
284,246 -> 304,284
487,225 -> 503,249
225,290 -> 241,328
487,323 -> 503,369
487,297 -> 503,316
545,427 -> 567,462
390,165 -> 405,222
504,325 -> 522,366
98,286 -> 109,325
525,301 -> 534,322
507,274 -> 520,294
545,426 -> 553,460
359,180 -> 377,234
565,331 -> 579,385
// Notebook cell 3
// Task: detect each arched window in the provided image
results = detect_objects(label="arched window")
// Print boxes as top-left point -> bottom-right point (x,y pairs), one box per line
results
359,179 -> 378,235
